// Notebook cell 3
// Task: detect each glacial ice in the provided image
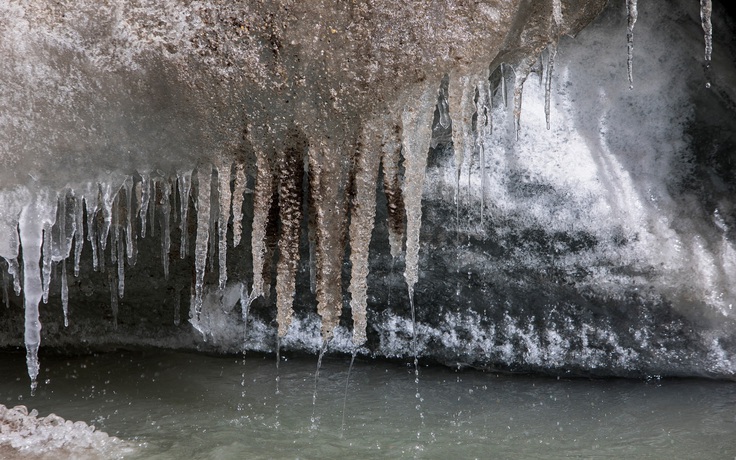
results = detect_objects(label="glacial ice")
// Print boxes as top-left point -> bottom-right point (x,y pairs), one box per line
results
0,0 -> 734,387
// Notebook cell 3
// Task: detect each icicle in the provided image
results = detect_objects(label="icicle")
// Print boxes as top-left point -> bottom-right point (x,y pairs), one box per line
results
110,194 -> 119,266
380,124 -> 405,259
437,86 -> 451,129
217,161 -> 233,289
448,74 -> 476,230
117,231 -> 124,298
231,161 -> 247,247
98,182 -> 115,251
207,182 -> 218,275
115,197 -> 125,298
41,222 -> 52,304
61,260 -> 68,327
700,0 -> 713,88
160,179 -> 172,280
85,193 -> 99,271
19,193 -> 55,393
123,177 -> 134,261
177,170 -> 193,258
513,56 -> 536,140
626,0 -> 638,89
7,258 -> 21,295
307,161 -> 318,295
401,84 -> 437,303
348,125 -> 381,346
476,80 -> 490,225
275,145 -> 303,338
139,173 -> 150,238
73,195 -> 84,277
552,0 -> 563,27
192,164 -> 212,320
545,42 -> 558,130
500,64 -> 508,107
251,155 -> 273,300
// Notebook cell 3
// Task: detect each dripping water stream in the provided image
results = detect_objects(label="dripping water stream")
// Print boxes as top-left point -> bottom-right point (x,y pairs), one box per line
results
311,339 -> 329,429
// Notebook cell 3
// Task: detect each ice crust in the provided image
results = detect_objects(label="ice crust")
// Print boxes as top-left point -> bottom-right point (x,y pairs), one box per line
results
0,0 -> 735,384
0,404 -> 132,459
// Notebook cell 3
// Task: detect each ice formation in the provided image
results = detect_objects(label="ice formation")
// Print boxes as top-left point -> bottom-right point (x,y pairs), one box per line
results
0,404 -> 131,459
0,0 -> 735,387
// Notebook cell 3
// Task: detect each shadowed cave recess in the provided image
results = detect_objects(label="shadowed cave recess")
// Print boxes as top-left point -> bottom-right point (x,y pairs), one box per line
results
1,0 -> 736,391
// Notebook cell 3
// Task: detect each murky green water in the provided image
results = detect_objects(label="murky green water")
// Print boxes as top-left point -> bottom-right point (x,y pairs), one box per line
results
1,349 -> 735,459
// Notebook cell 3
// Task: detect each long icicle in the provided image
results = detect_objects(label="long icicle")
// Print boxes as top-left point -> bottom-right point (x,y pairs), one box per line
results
177,170 -> 193,258
380,124 -> 405,260
231,161 -> 247,247
544,42 -> 558,130
73,194 -> 84,277
275,145 -> 303,338
626,0 -> 638,89
347,124 -> 381,346
217,160 -> 233,289
19,193 -> 55,394
513,56 -> 536,140
476,80 -> 490,225
193,164 -> 213,321
700,0 -> 713,88
251,154 -> 273,300
401,83 -> 437,369
160,179 -> 172,280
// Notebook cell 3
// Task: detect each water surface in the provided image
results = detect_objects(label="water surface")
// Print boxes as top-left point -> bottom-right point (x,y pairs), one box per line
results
0,350 -> 734,459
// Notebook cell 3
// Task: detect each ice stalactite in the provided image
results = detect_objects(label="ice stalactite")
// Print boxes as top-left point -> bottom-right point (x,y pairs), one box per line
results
216,161 -> 233,289
401,83 -> 438,350
159,178 -> 172,280
192,164 -> 213,322
626,0 -> 638,89
380,123 -> 405,260
437,86 -> 451,129
231,161 -> 247,248
177,170 -> 193,258
700,0 -> 713,88
123,177 -> 135,263
207,180 -> 218,275
41,221 -> 52,305
348,125 -> 382,346
448,74 -> 476,222
307,157 -> 318,295
250,154 -> 273,300
513,56 -> 537,140
84,185 -> 100,272
19,193 -> 55,394
275,143 -> 304,338
73,193 -> 84,277
139,173 -> 150,239
115,197 -> 125,299
544,42 -> 558,130
8,259 -> 21,296
308,138 -> 351,339
552,0 -> 563,26
476,80 -> 491,225
99,182 -> 116,251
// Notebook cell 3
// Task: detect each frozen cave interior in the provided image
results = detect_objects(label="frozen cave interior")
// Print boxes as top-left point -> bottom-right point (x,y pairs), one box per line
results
1,0 -> 736,397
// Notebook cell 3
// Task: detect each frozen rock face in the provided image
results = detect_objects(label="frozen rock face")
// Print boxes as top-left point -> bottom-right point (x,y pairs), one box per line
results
1,0 -> 736,383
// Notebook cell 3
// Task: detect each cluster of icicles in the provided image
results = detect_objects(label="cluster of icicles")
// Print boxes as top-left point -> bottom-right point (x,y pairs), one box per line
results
0,0 -> 716,393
